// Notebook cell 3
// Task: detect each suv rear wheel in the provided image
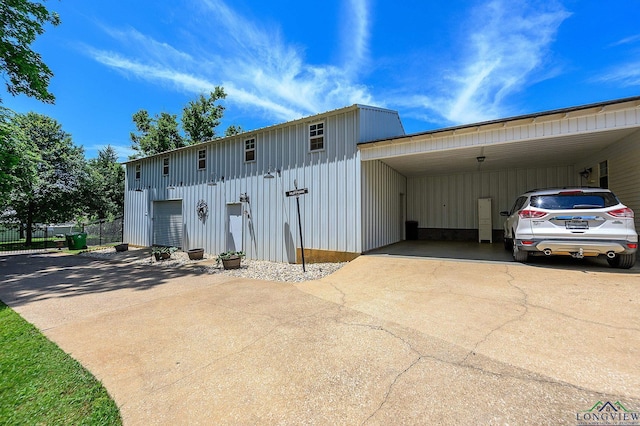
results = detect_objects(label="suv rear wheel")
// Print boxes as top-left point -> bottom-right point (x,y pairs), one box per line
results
512,242 -> 528,263
606,253 -> 636,269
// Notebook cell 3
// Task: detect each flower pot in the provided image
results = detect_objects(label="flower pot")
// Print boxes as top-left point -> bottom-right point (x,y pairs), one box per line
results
154,252 -> 171,261
187,248 -> 204,260
115,243 -> 129,252
221,256 -> 241,270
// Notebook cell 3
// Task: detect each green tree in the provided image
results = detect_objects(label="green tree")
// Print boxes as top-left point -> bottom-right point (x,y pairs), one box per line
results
129,88 -> 245,158
0,0 -> 60,103
0,108 -> 24,199
181,87 -> 226,143
7,112 -> 87,246
224,124 -> 244,137
84,146 -> 124,220
130,110 -> 185,158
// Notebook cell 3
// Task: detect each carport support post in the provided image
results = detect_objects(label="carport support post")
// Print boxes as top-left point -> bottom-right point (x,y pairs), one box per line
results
296,195 -> 306,273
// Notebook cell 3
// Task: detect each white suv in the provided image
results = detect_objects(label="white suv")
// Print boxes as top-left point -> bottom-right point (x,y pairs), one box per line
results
500,188 -> 638,268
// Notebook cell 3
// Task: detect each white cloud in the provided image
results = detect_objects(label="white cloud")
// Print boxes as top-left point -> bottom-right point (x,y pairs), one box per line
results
396,0 -> 570,125
342,0 -> 371,76
609,34 -> 640,47
84,0 -> 377,127
90,49 -> 216,94
597,63 -> 640,87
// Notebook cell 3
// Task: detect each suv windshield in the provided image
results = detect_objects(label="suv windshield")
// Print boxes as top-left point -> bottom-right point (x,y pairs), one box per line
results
530,192 -> 619,210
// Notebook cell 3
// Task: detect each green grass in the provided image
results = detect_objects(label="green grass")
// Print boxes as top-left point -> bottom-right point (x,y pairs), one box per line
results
0,301 -> 121,425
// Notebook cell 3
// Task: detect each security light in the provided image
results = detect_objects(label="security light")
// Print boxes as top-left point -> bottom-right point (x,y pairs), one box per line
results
579,168 -> 592,179
264,166 -> 281,179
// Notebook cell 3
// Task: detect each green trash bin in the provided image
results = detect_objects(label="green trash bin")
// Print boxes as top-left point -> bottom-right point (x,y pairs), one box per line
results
65,232 -> 87,250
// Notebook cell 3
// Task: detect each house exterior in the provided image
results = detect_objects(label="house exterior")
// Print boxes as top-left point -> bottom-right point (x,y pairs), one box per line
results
359,96 -> 640,240
124,96 -> 640,262
123,105 -> 406,263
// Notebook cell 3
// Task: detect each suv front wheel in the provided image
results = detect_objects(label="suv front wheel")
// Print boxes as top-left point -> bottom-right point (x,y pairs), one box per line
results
503,235 -> 513,251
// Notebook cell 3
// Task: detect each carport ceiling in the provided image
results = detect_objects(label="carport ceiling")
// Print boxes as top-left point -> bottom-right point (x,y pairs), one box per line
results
380,127 -> 639,177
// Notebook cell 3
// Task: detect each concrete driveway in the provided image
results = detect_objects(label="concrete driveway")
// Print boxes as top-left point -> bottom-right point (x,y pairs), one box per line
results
1,251 -> 639,425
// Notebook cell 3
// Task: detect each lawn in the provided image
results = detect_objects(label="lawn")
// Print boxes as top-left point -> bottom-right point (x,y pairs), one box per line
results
0,301 -> 121,425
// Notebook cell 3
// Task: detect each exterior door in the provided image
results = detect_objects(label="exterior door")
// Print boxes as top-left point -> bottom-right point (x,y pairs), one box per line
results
226,203 -> 243,251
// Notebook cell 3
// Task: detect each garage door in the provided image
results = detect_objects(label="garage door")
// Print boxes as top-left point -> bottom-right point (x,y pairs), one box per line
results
153,200 -> 183,248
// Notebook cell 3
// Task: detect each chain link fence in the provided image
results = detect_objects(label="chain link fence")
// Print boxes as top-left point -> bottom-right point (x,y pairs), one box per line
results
83,217 -> 124,247
0,217 -> 123,252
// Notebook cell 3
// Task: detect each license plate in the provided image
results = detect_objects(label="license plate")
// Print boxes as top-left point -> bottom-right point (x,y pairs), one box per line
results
566,220 -> 589,230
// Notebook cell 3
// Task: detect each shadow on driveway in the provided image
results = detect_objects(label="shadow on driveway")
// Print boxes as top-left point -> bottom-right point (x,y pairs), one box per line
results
0,252 -> 210,308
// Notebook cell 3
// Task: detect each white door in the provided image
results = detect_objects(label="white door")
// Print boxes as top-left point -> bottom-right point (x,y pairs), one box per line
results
226,203 -> 243,251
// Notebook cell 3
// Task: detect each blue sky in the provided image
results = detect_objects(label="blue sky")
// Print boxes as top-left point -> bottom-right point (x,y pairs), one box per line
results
4,0 -> 640,161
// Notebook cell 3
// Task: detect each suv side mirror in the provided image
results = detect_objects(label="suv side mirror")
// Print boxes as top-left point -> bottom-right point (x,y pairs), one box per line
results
499,211 -> 510,217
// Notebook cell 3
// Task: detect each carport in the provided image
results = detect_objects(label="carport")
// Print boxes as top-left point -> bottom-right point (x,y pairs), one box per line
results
359,97 -> 640,255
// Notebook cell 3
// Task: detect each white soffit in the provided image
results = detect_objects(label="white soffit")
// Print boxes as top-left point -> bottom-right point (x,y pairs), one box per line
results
360,98 -> 640,176
380,127 -> 639,176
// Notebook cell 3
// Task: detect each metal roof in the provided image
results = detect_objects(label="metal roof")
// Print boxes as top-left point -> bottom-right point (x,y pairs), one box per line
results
123,104 -> 399,164
358,95 -> 640,147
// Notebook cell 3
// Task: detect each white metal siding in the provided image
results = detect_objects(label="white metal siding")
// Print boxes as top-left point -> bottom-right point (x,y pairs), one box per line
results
123,106 -> 401,261
407,166 -> 577,230
609,133 -> 640,231
578,130 -> 640,231
361,160 -> 407,251
153,200 -> 183,247
123,168 -> 152,247
358,106 -> 405,142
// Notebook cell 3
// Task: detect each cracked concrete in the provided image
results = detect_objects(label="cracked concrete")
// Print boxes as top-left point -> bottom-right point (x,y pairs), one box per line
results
296,255 -> 640,401
1,250 -> 639,425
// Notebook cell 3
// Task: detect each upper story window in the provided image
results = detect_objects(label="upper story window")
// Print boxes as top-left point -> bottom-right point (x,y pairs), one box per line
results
245,138 -> 256,162
198,149 -> 206,170
309,121 -> 324,151
163,157 -> 169,176
135,164 -> 141,180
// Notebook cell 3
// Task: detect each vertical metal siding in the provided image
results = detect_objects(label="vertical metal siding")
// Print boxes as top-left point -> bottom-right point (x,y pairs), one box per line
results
609,134 -> 640,230
406,165 -> 576,230
579,130 -> 640,231
358,107 -> 405,142
361,160 -> 407,252
123,106 -> 394,262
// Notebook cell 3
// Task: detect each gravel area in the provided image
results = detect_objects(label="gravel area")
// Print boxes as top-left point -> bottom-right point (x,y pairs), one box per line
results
80,247 -> 346,283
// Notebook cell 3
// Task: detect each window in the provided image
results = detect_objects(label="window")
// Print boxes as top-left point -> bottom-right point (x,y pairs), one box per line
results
245,138 -> 256,162
530,193 -> 618,210
198,149 -> 206,170
309,121 -> 324,151
135,164 -> 141,180
163,157 -> 169,176
599,160 -> 608,188
510,196 -> 528,215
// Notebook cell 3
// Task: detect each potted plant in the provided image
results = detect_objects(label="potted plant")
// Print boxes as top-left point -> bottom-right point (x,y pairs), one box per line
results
114,243 -> 129,252
187,248 -> 205,260
216,250 -> 245,270
152,246 -> 177,261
